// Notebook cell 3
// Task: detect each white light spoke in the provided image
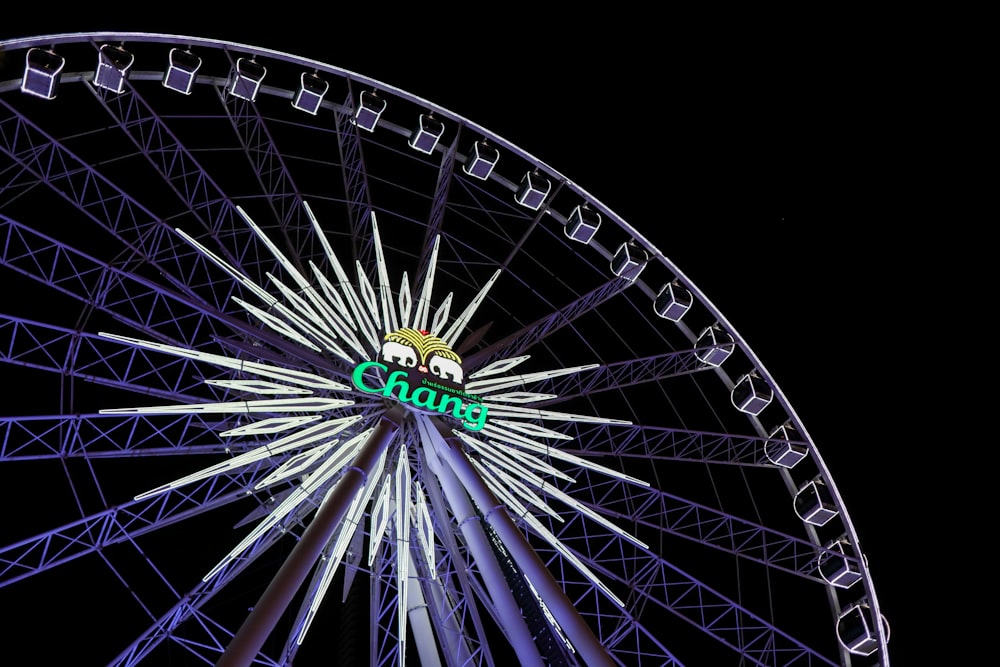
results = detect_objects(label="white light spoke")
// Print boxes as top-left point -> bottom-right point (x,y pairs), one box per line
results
371,214 -> 399,333
480,459 -> 564,523
204,379 -> 312,395
133,417 -> 363,500
483,392 -> 558,404
467,355 -> 531,379
265,272 -> 329,330
398,272 -> 412,329
413,486 -> 436,578
308,261 -> 354,323
205,430 -> 366,582
298,481 -> 368,645
479,463 -> 627,607
461,434 -> 546,486
254,441 -> 338,489
98,331 -> 350,391
490,419 -> 573,440
413,236 -> 440,332
355,260 -> 381,330
370,475 -> 392,566
305,202 -> 380,352
479,424 -> 647,486
173,228 -> 277,306
441,269 -> 501,347
465,364 -> 599,394
232,297 -> 323,352
429,293 -> 452,338
101,397 -> 353,415
237,206 -> 314,293
220,416 -> 321,437
454,428 -> 574,482
479,404 -> 631,425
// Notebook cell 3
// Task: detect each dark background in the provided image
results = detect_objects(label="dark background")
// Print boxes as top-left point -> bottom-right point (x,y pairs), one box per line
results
1,12 -> 961,666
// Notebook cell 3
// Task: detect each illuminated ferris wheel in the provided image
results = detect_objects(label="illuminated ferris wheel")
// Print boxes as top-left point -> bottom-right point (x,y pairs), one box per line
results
0,33 -> 889,666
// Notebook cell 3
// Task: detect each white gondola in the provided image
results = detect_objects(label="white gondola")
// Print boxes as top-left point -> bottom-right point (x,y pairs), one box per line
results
21,47 -> 64,100
162,48 -> 202,95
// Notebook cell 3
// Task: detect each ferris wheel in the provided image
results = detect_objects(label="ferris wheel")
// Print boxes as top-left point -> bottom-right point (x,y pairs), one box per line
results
0,33 -> 889,666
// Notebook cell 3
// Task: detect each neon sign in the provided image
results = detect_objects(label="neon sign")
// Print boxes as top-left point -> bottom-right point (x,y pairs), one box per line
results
351,328 -> 488,431
352,361 -> 488,430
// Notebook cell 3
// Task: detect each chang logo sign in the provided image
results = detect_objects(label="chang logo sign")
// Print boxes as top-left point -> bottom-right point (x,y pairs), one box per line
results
352,328 -> 488,431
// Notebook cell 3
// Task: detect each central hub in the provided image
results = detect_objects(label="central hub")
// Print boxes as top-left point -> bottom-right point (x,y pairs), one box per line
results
351,327 -> 488,431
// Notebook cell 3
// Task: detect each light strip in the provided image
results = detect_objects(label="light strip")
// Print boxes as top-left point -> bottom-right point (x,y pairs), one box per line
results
298,445 -> 389,644
467,355 -> 531,379
472,460 -> 624,607
490,419 -> 573,441
412,236 -> 440,332
233,296 -> 323,352
453,429 -> 574,482
173,227 -> 276,306
397,272 -> 412,329
132,416 -> 363,500
371,213 -> 399,333
97,332 -> 350,391
100,396 -> 353,415
305,202 -> 380,353
479,423 -> 648,487
204,379 -> 312,395
220,415 -> 321,437
483,392 -> 558,404
429,293 -> 453,338
203,429 -> 370,581
441,269 -> 501,347
480,404 -> 631,425
465,363 -> 599,394
369,476 -> 392,566
478,459 -> 564,523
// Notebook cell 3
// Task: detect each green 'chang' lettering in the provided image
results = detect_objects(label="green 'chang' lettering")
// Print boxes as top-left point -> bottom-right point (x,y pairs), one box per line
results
351,361 -> 488,431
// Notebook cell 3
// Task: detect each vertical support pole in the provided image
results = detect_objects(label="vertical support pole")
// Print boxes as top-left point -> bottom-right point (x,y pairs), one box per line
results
217,408 -> 403,667
418,417 -> 546,667
430,421 -> 615,667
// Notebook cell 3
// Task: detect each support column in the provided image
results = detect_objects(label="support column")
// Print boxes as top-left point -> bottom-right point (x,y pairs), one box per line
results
217,408 -> 403,667
418,417 -> 545,667
431,421 -> 614,667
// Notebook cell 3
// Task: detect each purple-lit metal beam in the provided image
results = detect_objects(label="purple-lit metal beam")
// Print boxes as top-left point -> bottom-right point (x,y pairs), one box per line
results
465,276 -> 633,370
430,421 -> 615,667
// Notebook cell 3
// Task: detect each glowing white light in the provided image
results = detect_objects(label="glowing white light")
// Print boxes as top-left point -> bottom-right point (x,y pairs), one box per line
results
465,363 -> 599,394
220,415 -> 321,437
441,269 -> 501,347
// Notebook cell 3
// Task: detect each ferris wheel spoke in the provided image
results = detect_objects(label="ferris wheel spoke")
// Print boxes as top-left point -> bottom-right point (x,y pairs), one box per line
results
85,78 -> 288,294
558,421 -> 785,465
108,525 -> 293,667
0,457 -> 278,588
0,315 -> 225,402
0,97 -> 246,315
523,522 -> 835,667
526,347 -> 716,405
216,90 -> 317,269
464,275 -> 634,370
0,412 -> 238,460
539,473 -> 837,580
